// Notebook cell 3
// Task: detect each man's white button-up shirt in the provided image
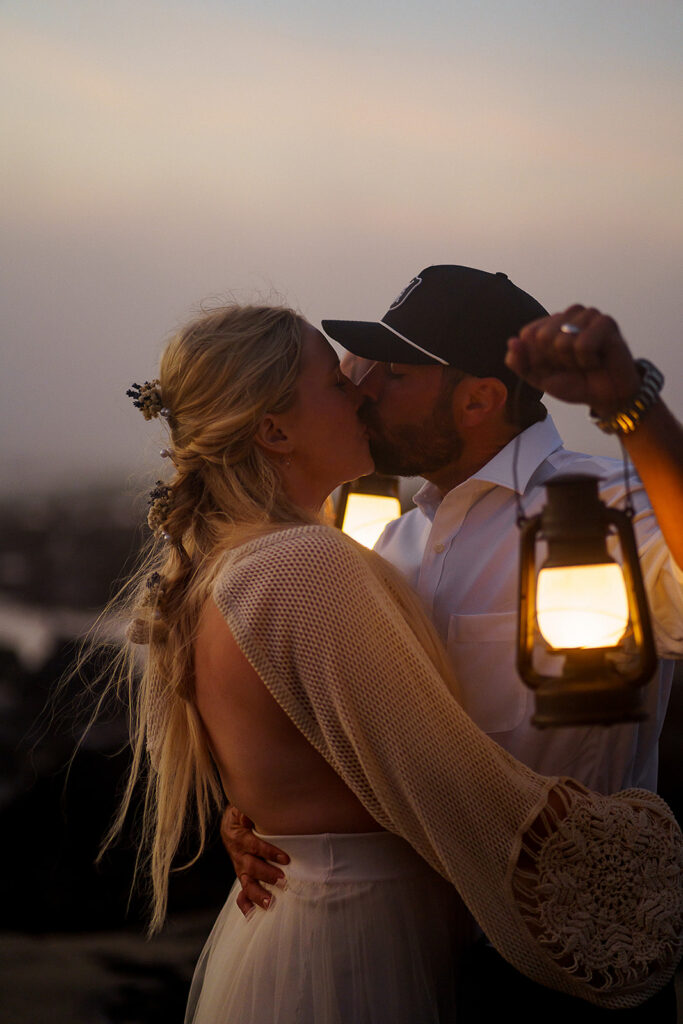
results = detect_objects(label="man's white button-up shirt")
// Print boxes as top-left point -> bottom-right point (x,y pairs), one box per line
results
375,416 -> 683,793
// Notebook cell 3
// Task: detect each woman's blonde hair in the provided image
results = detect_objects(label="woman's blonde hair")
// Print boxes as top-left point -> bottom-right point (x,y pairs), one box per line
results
100,301 -> 460,934
101,303 -> 315,932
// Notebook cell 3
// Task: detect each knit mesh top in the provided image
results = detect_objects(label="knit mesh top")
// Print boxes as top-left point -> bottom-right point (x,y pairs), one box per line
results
212,524 -> 682,1009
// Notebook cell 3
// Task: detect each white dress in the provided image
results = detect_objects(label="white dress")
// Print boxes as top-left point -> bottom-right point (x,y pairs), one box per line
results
185,831 -> 471,1024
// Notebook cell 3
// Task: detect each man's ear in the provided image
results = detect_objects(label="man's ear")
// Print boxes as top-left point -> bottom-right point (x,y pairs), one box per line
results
254,414 -> 294,456
458,377 -> 508,426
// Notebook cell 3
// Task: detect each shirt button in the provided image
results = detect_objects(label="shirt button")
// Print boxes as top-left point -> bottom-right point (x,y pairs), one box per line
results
434,542 -> 445,553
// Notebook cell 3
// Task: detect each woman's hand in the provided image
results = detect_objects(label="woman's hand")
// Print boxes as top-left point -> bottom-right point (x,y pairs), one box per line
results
220,806 -> 290,916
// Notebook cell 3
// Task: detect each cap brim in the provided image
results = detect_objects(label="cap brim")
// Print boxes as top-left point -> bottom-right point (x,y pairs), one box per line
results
322,317 -> 543,402
321,319 -> 441,365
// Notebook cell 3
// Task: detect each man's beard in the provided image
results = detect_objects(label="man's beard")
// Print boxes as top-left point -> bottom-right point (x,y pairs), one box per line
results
359,395 -> 463,478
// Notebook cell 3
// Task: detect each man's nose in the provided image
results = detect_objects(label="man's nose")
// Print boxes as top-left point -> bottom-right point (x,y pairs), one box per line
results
355,361 -> 387,401
343,377 -> 364,411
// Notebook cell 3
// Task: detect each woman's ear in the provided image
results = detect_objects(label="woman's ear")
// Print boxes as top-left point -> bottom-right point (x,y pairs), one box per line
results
254,414 -> 294,456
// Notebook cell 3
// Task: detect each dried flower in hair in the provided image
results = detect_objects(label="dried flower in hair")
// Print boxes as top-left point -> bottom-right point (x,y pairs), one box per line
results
143,571 -> 164,604
127,572 -> 168,645
127,380 -> 164,420
147,481 -> 174,534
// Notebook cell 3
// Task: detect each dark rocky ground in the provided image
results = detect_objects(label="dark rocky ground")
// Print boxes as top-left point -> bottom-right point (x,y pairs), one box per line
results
0,636 -> 235,1024
0,914 -> 215,1024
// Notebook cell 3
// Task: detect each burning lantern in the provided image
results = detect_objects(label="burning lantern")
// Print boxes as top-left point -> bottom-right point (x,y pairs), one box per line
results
335,473 -> 402,549
517,474 -> 657,727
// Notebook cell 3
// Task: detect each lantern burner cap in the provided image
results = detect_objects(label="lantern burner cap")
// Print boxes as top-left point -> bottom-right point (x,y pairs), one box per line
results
532,679 -> 648,728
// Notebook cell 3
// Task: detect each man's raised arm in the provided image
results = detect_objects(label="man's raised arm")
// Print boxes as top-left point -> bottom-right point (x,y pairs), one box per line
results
506,305 -> 683,568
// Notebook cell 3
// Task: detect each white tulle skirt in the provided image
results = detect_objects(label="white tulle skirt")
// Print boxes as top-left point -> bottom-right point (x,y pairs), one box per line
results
185,830 -> 471,1024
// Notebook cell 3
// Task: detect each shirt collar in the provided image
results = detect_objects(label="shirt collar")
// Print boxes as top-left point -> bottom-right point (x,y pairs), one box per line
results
413,415 -> 564,519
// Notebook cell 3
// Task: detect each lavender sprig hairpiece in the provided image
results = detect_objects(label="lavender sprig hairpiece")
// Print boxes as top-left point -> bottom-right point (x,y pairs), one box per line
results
146,571 -> 163,593
126,571 -> 167,646
126,380 -> 165,421
147,481 -> 174,535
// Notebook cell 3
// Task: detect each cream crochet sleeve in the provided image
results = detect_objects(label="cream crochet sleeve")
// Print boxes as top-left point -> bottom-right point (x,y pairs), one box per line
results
213,525 -> 682,1009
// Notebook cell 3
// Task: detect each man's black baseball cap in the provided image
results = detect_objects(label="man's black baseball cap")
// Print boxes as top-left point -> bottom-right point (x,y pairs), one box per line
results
322,265 -> 548,398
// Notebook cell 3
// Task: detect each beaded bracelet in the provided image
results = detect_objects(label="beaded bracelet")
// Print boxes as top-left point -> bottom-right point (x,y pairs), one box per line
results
592,358 -> 664,436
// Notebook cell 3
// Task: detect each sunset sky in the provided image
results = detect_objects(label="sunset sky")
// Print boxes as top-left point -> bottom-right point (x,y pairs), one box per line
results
2,0 -> 681,497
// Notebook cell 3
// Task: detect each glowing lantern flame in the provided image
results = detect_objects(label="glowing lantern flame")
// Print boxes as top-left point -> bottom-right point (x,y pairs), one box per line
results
536,562 -> 629,649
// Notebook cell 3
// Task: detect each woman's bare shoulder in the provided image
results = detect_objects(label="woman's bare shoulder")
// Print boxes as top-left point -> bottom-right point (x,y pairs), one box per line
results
194,595 -> 256,699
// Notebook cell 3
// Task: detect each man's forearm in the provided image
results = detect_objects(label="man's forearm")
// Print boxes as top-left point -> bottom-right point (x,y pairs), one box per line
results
619,399 -> 683,569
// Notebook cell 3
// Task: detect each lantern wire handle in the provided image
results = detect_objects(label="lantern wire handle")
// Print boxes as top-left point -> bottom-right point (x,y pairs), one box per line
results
619,438 -> 635,518
511,379 -> 527,527
510,380 -> 636,523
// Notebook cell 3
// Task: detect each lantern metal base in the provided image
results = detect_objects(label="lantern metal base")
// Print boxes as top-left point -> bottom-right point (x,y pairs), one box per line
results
531,682 -> 647,729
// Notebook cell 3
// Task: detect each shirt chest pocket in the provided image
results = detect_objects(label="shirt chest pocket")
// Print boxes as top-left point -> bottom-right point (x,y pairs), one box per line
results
446,611 -> 530,734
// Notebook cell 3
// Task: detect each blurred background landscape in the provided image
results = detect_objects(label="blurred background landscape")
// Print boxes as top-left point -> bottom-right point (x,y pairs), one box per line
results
0,489 -> 232,1023
1,0 -> 681,1020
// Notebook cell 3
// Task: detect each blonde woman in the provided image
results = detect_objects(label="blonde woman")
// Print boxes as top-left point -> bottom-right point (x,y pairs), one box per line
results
113,304 -> 680,1023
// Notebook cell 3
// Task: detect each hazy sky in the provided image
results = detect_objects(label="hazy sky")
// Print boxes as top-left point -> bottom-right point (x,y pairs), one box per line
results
2,0 -> 681,498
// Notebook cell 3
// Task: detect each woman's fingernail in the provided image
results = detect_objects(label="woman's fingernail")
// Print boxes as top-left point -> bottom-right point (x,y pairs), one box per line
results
274,876 -> 288,891
262,895 -> 272,909
276,854 -> 289,864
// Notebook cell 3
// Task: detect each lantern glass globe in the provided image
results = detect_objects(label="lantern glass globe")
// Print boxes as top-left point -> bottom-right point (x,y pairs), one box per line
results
536,562 -> 630,649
